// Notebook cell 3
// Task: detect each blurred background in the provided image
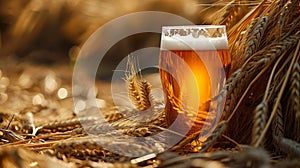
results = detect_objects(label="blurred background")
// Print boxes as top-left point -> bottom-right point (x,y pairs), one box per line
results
0,0 -> 228,78
0,0 -> 258,79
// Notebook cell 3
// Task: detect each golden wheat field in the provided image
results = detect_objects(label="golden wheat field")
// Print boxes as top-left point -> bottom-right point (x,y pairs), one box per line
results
0,0 -> 299,167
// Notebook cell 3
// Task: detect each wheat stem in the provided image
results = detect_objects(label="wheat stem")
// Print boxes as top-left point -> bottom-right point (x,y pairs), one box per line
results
222,134 -> 240,149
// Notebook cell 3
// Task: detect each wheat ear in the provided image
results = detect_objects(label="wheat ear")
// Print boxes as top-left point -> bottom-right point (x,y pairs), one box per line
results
272,100 -> 283,146
251,101 -> 268,146
224,35 -> 300,121
289,62 -> 300,138
125,55 -> 152,111
244,16 -> 268,59
254,40 -> 300,147
278,137 -> 300,157
199,121 -> 228,153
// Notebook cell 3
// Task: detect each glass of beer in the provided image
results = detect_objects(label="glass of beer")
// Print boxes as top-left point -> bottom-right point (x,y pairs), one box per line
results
159,25 -> 230,137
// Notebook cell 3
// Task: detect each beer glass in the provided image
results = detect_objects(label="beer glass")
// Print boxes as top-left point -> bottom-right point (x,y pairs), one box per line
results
159,25 -> 230,137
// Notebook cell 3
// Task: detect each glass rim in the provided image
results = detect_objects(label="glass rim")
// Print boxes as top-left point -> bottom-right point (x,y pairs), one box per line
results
161,25 -> 226,29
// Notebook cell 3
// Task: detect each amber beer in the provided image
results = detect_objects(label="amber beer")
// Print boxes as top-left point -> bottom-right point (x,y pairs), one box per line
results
159,25 -> 230,137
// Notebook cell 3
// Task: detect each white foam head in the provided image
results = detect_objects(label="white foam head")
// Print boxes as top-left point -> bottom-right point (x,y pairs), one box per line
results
160,25 -> 229,50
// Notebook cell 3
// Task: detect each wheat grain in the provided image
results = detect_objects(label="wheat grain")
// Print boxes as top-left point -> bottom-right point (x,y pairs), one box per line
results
278,137 -> 300,157
245,34 -> 299,69
158,150 -> 234,168
0,112 -> 34,133
72,109 -> 165,136
228,0 -> 268,72
137,80 -> 152,110
221,0 -> 241,29
262,0 -> 299,45
199,121 -> 228,153
244,16 -> 268,59
251,102 -> 268,146
38,105 -> 162,134
126,56 -> 152,111
224,35 -> 300,120
282,17 -> 300,40
272,101 -> 284,145
228,0 -> 267,50
103,111 -> 124,122
231,148 -> 270,168
273,159 -> 300,168
266,53 -> 292,101
0,128 -> 24,142
211,0 -> 256,30
234,14 -> 264,64
208,0 -> 235,25
0,147 -> 76,168
37,117 -> 99,133
277,0 -> 298,39
238,17 -> 258,60
289,62 -> 300,133
226,58 -> 273,123
228,41 -> 286,133
172,124 -> 212,151
224,36 -> 298,147
118,126 -> 155,137
222,69 -> 241,119
254,40 -> 300,147
159,149 -> 271,168
127,75 -> 142,108
53,135 -> 166,158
